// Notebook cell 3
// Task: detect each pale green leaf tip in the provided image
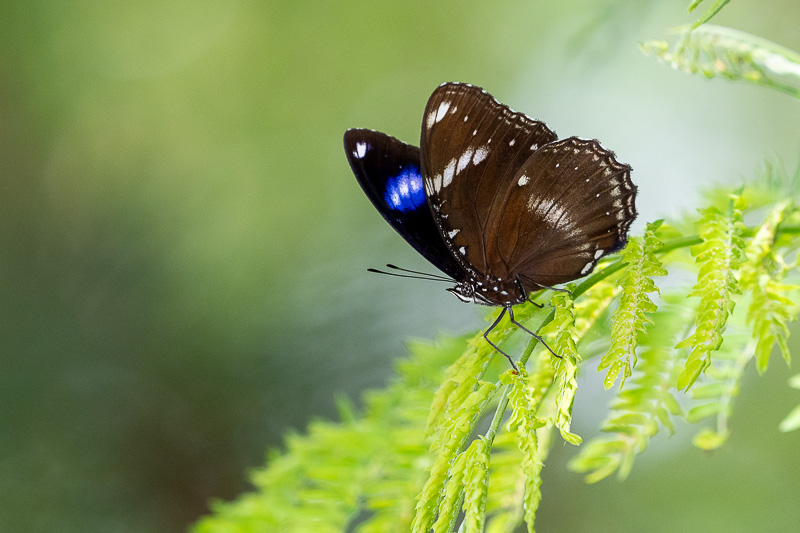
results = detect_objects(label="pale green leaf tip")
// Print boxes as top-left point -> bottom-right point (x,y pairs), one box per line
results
779,405 -> 800,433
692,428 -> 729,450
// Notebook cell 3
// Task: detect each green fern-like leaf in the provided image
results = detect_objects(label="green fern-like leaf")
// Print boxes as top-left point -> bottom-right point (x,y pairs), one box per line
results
431,450 -> 467,533
574,279 -> 619,338
193,336 -> 461,533
739,200 -> 799,372
539,287 -> 582,445
195,175 -> 800,531
641,25 -> 800,98
676,193 -> 746,390
599,221 -> 668,389
426,342 -> 492,436
684,310 -> 752,450
507,365 -> 544,533
412,378 -> 496,532
462,437 -> 491,532
570,296 -> 691,482
484,431 -> 525,533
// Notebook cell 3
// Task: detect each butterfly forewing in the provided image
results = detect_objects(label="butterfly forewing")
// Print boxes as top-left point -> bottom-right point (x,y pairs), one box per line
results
344,129 -> 466,280
492,136 -> 636,289
419,83 -> 558,277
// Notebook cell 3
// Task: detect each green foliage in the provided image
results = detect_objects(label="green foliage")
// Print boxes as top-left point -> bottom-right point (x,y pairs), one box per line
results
462,438 -> 491,532
193,336 -> 459,533
194,174 -> 800,530
195,6 -> 800,527
675,193 -> 747,389
506,365 -> 544,532
642,4 -> 800,99
571,295 -> 691,482
539,288 -> 582,445
598,221 -> 668,389
640,0 -> 800,98
740,200 -> 798,372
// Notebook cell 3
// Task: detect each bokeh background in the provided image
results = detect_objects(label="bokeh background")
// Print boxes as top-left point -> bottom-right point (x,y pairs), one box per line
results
2,1 -> 799,531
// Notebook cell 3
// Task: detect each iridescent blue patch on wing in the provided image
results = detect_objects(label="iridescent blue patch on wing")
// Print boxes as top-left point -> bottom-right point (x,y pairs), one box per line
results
384,165 -> 425,212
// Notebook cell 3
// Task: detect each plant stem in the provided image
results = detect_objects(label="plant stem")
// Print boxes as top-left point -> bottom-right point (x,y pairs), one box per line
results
478,219 -> 800,451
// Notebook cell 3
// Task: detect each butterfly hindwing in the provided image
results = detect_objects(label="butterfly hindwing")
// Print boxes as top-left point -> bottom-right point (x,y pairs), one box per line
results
344,129 -> 466,280
491,136 -> 636,289
419,83 -> 558,278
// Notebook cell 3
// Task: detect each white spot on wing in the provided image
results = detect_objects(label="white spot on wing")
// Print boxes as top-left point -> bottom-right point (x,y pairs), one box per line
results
518,175 -> 529,186
581,262 -> 593,275
354,142 -> 367,159
459,246 -> 466,255
434,173 -> 443,193
594,249 -> 604,259
473,146 -> 489,164
426,111 -> 437,129
448,229 -> 460,238
443,159 -> 456,187
435,101 -> 451,123
509,139 -> 516,146
457,149 -> 474,174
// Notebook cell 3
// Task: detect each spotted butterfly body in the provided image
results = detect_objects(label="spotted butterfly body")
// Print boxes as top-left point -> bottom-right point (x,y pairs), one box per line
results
345,82 -> 636,363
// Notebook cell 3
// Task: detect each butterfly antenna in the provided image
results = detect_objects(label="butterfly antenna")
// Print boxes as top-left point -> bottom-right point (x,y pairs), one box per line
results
384,264 -> 453,281
367,268 -> 452,282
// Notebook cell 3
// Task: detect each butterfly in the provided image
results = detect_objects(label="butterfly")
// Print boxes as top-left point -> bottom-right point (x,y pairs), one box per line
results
344,82 -> 636,367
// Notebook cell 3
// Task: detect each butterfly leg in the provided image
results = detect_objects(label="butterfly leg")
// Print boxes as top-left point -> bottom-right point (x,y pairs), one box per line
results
507,306 -> 562,359
525,297 -> 544,308
483,307 -> 519,371
538,284 -> 572,296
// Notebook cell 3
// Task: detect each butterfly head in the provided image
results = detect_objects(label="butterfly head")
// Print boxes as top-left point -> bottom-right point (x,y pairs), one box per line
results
447,276 -> 527,307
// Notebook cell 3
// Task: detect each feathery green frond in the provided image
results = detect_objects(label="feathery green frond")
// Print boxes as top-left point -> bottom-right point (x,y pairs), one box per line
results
431,450 -> 467,533
197,170 -> 800,532
193,336 -> 462,533
740,200 -> 800,372
641,25 -> 800,98
570,296 -> 691,482
676,193 -> 746,390
574,279 -> 619,340
684,309 -> 752,450
539,287 -> 582,444
484,431 -> 525,533
462,437 -> 491,532
412,379 -> 496,532
507,365 -> 544,532
426,341 -> 493,436
599,221 -> 668,389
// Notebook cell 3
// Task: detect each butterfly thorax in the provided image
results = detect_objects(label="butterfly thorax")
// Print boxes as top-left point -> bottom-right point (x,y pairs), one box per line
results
447,275 -> 528,307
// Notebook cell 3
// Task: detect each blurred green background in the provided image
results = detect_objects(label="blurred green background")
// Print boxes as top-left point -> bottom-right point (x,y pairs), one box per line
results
1,1 -> 799,531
